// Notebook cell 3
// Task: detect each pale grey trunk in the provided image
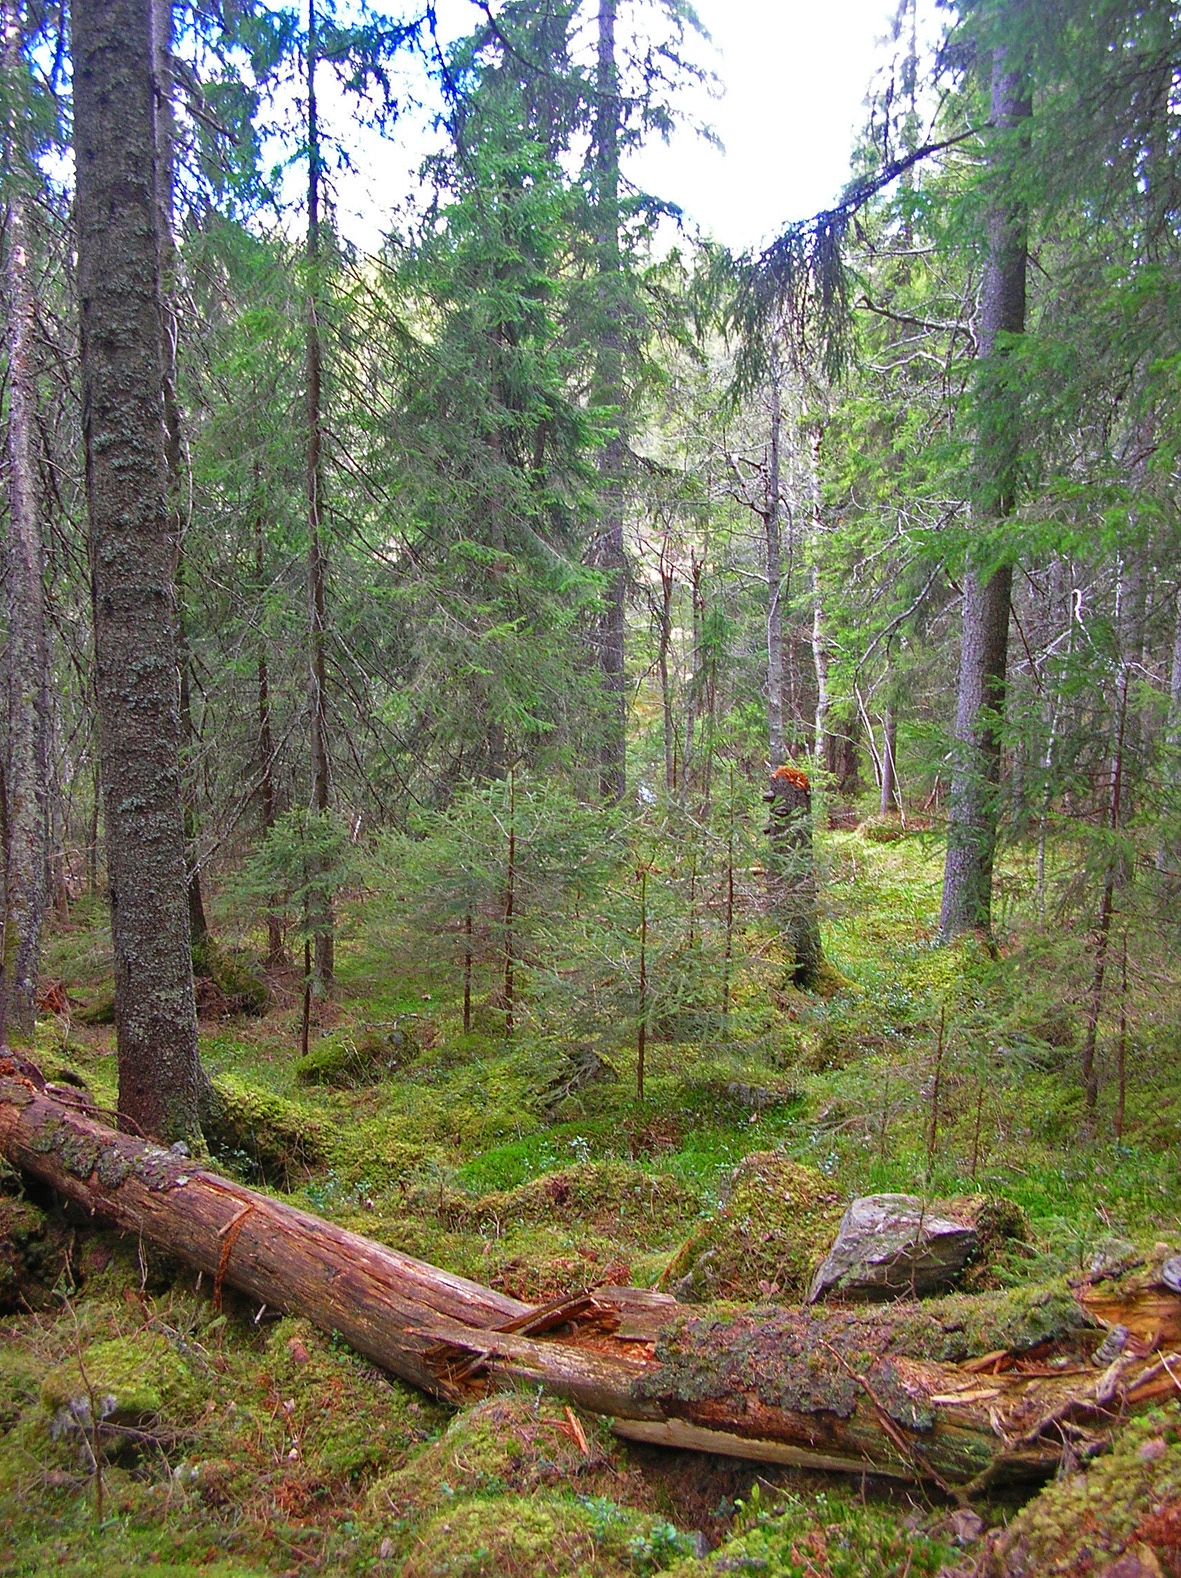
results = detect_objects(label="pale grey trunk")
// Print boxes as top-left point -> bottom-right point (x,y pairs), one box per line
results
766,363 -> 785,768
940,50 -> 1030,940
880,699 -> 898,816
1,0 -> 50,1043
73,0 -> 201,1139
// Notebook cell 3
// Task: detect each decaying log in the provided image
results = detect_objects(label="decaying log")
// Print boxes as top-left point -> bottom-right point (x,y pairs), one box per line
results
3,1061 -> 1179,1491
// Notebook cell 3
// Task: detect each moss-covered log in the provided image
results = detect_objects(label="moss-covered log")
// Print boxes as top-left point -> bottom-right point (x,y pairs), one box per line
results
3,1059 -> 1180,1490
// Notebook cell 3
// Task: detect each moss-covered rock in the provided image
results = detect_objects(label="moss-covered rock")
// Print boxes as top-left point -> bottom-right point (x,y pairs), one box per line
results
75,987 -> 116,1025
660,1152 -> 845,1303
369,1394 -> 641,1521
294,1023 -> 415,1088
994,1405 -> 1181,1576
41,1330 -> 205,1434
395,1492 -> 696,1578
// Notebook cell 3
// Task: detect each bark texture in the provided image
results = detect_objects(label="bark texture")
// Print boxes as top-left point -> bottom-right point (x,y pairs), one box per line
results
3,1065 -> 1180,1489
764,764 -> 823,989
73,0 -> 201,1140
1,0 -> 50,1044
940,51 -> 1030,940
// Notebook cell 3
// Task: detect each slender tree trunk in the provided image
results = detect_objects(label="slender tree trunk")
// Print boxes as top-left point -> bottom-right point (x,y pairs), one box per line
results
463,910 -> 473,1035
73,0 -> 201,1140
305,0 -> 333,993
657,558 -> 675,793
766,360 -> 785,768
255,500 -> 284,967
1,0 -> 50,1044
1157,586 -> 1181,875
150,0 -> 207,952
880,699 -> 898,816
593,0 -> 626,804
503,769 -> 515,1037
940,51 -> 1030,940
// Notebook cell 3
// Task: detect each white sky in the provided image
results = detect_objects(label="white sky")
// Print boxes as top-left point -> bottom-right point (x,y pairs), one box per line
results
627,0 -> 902,254
322,0 -> 920,257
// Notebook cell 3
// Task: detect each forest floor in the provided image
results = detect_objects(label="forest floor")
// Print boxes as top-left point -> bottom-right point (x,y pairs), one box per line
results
2,819 -> 1180,1577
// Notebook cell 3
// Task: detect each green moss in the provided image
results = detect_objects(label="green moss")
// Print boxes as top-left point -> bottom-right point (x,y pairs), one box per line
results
396,1492 -> 694,1578
660,1152 -> 845,1303
664,1488 -> 953,1578
998,1404 -> 1181,1575
370,1394 -> 636,1521
191,936 -> 269,1018
295,1023 -> 415,1088
75,988 -> 116,1025
41,1330 -> 206,1428
205,1072 -> 325,1176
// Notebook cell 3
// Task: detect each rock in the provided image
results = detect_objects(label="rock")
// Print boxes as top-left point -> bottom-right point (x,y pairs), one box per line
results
807,1194 -> 979,1303
1092,1324 -> 1130,1366
1160,1255 -> 1181,1294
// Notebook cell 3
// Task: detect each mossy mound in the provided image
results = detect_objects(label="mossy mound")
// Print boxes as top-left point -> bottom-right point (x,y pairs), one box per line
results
192,936 -> 269,1018
995,1404 -> 1181,1576
205,1073 -> 326,1179
370,1394 -> 641,1521
438,1161 -> 699,1239
859,813 -> 908,845
660,1153 -> 844,1303
75,987 -> 116,1025
663,1488 -> 954,1578
294,1022 -> 415,1088
396,1492 -> 696,1578
41,1329 -> 205,1432
0,1193 -> 69,1312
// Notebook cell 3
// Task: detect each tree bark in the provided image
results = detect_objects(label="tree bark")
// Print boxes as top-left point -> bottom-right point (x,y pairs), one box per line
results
593,0 -> 627,805
305,0 -> 333,993
73,0 -> 201,1141
1157,585 -> 1181,875
764,764 -> 824,989
940,51 -> 1030,940
1,0 -> 50,1045
3,1066 -> 1179,1489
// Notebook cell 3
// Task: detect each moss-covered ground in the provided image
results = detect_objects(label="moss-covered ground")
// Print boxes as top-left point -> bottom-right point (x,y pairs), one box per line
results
3,827 -> 1180,1575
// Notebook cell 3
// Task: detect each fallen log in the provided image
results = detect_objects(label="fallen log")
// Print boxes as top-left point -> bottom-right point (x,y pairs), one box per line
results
3,1060 -> 1179,1490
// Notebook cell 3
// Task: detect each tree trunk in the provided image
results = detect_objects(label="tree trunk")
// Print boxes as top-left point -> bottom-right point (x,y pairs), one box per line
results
73,0 -> 201,1142
808,424 -> 830,770
593,0 -> 626,805
764,764 -> 824,989
766,360 -> 785,768
1157,586 -> 1181,875
4,1067 -> 1178,1489
1,0 -> 50,1045
940,51 -> 1030,941
880,699 -> 898,816
255,499 -> 284,967
150,0 -> 208,953
305,0 -> 334,993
